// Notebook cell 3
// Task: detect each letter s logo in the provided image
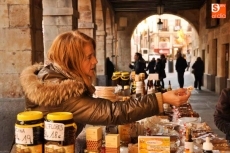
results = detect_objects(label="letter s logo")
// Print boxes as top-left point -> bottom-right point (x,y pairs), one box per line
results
212,4 -> 220,13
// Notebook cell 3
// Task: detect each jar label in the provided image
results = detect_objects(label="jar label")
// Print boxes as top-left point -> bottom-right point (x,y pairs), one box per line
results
44,121 -> 65,141
16,144 -> 42,153
45,144 -> 74,153
15,127 -> 33,144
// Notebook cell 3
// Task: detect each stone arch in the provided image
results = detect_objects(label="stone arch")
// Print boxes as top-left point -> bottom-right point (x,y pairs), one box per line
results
115,10 -> 200,71
78,0 -> 94,37
128,11 -> 200,38
131,14 -> 199,59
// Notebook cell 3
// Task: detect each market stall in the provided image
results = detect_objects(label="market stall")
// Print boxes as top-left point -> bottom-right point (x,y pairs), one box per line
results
11,72 -> 230,153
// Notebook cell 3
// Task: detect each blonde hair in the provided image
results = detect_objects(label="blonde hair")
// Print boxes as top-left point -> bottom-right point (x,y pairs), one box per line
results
47,30 -> 96,94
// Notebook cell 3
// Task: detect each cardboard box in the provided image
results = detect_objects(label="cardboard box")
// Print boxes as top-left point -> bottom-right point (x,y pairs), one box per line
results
138,136 -> 170,153
86,126 -> 103,151
86,126 -> 102,141
105,134 -> 120,148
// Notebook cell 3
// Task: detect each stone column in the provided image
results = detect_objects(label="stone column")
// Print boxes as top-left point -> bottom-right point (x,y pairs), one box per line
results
42,0 -> 77,60
0,1 -> 32,98
78,0 -> 94,37
215,44 -> 226,94
78,22 -> 94,38
96,30 -> 107,85
215,30 -> 230,93
0,1 -> 33,151
205,39 -> 217,91
106,35 -> 114,58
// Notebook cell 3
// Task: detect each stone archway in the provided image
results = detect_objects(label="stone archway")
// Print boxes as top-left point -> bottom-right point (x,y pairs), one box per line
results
130,14 -> 199,63
114,10 -> 200,71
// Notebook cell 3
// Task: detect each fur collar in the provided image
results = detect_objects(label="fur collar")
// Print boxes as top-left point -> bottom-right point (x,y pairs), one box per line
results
20,64 -> 86,106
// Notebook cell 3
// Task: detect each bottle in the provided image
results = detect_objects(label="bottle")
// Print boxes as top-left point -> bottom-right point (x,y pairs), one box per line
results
130,122 -> 138,144
167,80 -> 172,91
184,127 -> 193,153
202,137 -> 213,153
154,80 -> 162,93
147,79 -> 154,94
130,81 -> 136,95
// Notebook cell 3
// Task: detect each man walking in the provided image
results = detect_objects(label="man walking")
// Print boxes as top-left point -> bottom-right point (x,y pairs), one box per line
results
176,51 -> 187,88
186,50 -> 191,71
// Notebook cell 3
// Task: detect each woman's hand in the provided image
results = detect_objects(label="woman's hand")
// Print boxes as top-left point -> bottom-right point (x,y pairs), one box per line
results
162,88 -> 191,106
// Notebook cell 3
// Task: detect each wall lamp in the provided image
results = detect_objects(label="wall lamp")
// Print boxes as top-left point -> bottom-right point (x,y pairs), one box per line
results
157,19 -> 163,30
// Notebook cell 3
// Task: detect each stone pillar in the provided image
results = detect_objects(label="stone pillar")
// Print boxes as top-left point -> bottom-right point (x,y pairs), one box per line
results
0,1 -> 33,151
106,35 -> 114,58
117,31 -> 132,71
204,74 -> 216,91
31,1 -> 44,63
42,0 -> 77,60
0,1 -> 32,98
78,0 -> 94,37
215,44 -> 226,94
96,30 -> 107,86
78,22 -> 94,38
204,38 -> 217,91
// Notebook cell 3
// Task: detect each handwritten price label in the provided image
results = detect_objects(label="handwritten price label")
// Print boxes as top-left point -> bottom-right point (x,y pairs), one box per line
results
15,127 -> 33,144
44,121 -> 65,141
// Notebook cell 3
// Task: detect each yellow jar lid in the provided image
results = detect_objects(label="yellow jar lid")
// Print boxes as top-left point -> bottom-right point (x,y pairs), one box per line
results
113,72 -> 121,75
17,111 -> 43,121
121,72 -> 129,76
47,112 -> 73,121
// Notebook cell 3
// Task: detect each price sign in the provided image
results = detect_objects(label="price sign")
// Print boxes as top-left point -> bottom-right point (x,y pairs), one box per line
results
15,127 -> 33,144
44,121 -> 65,141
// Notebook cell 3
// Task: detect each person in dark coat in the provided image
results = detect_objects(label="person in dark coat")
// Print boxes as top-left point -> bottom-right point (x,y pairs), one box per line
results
106,57 -> 115,86
155,58 -> 162,78
146,57 -> 156,74
214,88 -> 230,142
192,57 -> 204,90
160,54 -> 167,88
129,52 -> 148,79
155,57 -> 166,88
175,51 -> 187,88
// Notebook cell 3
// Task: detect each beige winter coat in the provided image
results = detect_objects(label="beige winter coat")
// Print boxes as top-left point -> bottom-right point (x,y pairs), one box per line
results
20,64 -> 160,135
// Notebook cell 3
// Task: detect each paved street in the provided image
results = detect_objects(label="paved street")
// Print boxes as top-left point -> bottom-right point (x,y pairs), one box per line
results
164,66 -> 225,138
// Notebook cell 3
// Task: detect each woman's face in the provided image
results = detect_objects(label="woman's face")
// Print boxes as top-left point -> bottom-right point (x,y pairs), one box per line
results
82,43 -> 98,77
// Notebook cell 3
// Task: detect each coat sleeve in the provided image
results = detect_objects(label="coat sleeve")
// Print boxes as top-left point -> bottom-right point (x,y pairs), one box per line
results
63,93 -> 160,125
214,88 -> 230,136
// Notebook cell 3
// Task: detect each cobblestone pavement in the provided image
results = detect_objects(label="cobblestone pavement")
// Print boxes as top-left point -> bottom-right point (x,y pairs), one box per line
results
164,68 -> 225,138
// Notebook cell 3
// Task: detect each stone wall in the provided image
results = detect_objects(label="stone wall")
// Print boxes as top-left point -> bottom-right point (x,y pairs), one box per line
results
200,0 -> 230,94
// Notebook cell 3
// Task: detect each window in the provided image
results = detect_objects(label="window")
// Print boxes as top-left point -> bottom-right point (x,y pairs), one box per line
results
187,25 -> 192,31
162,19 -> 168,31
174,19 -> 181,31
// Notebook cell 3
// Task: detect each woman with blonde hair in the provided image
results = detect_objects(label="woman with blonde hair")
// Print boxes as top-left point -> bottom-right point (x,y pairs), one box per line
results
20,30 -> 190,137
